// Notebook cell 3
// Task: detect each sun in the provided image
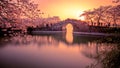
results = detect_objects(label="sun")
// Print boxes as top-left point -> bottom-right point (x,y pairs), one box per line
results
79,16 -> 85,21
76,11 -> 85,21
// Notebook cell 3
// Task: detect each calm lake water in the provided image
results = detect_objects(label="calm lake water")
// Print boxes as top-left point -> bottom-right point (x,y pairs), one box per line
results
0,32 -> 120,68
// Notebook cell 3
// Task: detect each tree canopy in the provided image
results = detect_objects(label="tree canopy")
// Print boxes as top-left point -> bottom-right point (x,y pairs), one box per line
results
0,0 -> 42,28
81,5 -> 120,27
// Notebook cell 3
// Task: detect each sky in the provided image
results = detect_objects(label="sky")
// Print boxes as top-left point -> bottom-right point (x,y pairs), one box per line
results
33,0 -> 114,20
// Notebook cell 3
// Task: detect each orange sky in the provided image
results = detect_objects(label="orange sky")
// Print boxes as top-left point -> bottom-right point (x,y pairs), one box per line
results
33,0 -> 114,20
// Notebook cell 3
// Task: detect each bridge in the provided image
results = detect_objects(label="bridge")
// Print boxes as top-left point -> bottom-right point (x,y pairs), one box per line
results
52,19 -> 89,32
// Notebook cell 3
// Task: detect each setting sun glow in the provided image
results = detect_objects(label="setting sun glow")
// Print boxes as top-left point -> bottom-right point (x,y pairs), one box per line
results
33,0 -> 114,20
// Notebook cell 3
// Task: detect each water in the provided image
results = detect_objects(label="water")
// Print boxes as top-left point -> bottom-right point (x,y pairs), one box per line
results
0,32 -> 120,68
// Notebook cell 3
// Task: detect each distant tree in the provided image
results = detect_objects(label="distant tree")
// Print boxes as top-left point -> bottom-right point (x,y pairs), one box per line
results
112,0 -> 120,3
100,6 -> 113,27
81,6 -> 111,26
93,6 -> 111,26
81,5 -> 120,27
109,5 -> 120,26
80,10 -> 95,26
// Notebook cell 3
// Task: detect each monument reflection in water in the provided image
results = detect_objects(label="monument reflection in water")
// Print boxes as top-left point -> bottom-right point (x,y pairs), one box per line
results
0,30 -> 120,68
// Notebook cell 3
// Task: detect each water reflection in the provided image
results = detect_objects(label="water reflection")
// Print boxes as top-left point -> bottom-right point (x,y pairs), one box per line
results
65,23 -> 73,44
0,34 -> 120,68
65,32 -> 73,44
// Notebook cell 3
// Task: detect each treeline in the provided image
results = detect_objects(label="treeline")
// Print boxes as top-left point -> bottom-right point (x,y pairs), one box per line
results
81,1 -> 120,27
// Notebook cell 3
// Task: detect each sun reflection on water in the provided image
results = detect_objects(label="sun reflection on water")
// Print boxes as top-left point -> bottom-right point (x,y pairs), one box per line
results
65,23 -> 73,44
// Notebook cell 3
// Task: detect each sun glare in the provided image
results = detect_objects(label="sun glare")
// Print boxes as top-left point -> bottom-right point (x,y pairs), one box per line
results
76,11 -> 85,21
79,16 -> 85,21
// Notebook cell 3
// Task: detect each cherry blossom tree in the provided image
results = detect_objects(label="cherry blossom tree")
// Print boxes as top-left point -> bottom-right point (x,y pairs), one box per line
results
80,10 -> 95,26
0,0 -> 42,28
112,0 -> 120,3
81,5 -> 120,27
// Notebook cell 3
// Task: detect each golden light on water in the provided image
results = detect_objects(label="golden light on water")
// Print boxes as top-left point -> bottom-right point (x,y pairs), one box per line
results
65,23 -> 73,43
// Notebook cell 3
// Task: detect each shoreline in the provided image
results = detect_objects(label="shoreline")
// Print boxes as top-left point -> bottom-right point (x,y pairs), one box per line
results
31,31 -> 120,36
